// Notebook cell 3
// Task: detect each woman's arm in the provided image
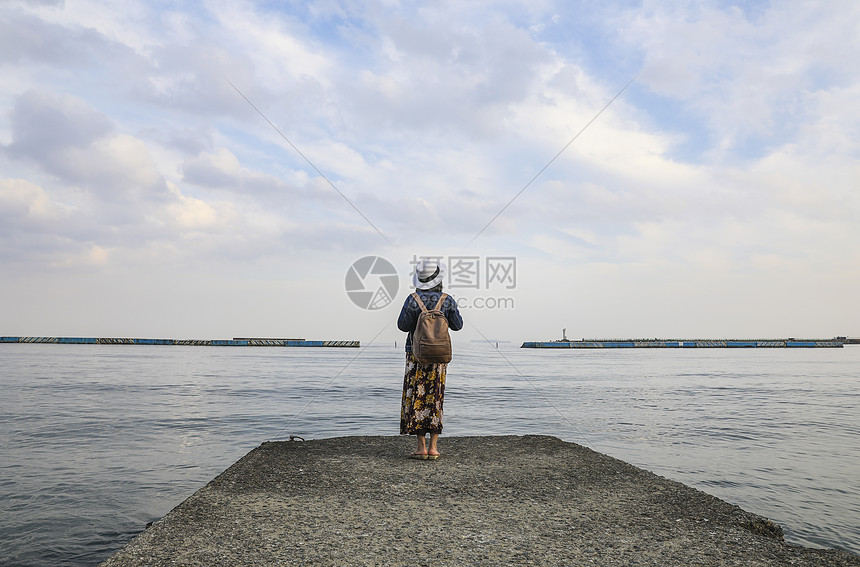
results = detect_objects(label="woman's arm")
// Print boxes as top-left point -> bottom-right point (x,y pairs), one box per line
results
445,296 -> 464,331
397,295 -> 418,332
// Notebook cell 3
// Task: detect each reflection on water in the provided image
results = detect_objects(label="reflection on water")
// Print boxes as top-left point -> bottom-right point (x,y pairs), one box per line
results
1,344 -> 858,566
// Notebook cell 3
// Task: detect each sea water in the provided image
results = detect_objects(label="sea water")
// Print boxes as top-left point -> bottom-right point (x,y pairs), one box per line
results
0,343 -> 858,566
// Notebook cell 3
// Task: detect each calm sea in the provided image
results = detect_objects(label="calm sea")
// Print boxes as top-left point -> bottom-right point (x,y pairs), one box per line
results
1,343 -> 858,566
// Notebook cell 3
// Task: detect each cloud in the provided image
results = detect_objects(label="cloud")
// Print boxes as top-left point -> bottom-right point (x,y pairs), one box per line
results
165,182 -> 219,230
5,89 -> 114,155
0,88 -> 399,275
332,9 -> 554,139
181,148 -> 242,188
0,177 -> 106,267
620,1 -> 860,158
0,177 -> 70,234
0,8 -> 109,66
2,89 -> 171,226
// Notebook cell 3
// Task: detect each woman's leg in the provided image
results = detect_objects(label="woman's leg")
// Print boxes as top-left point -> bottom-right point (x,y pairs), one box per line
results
428,432 -> 440,456
412,430 -> 428,456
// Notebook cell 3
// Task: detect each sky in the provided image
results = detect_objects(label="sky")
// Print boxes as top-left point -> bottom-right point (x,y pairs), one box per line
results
1,0 -> 858,345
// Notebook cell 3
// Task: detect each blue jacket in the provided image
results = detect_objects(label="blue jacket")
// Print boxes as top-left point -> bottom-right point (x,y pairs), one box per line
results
397,290 -> 464,353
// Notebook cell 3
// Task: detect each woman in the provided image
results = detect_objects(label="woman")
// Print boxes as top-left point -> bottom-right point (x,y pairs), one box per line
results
397,259 -> 463,460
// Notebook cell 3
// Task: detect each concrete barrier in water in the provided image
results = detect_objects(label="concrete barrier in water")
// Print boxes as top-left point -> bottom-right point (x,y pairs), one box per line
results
522,338 -> 844,348
0,336 -> 359,347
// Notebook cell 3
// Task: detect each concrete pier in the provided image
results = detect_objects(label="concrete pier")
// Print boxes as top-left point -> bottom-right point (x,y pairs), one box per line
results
99,435 -> 859,566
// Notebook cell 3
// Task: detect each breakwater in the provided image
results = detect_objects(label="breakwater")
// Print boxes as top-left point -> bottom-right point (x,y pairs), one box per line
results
0,336 -> 359,347
522,338 -> 844,348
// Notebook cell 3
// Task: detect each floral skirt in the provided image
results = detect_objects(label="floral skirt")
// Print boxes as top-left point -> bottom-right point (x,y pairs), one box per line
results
400,353 -> 447,434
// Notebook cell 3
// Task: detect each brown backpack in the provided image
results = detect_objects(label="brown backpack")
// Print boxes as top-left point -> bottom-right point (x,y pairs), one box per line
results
410,292 -> 452,364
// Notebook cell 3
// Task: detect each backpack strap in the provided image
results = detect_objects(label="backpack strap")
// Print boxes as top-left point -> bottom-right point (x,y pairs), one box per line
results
411,292 -> 428,313
411,292 -> 448,312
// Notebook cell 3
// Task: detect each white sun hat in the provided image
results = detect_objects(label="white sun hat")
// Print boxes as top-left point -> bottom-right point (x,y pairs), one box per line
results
412,258 -> 446,290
